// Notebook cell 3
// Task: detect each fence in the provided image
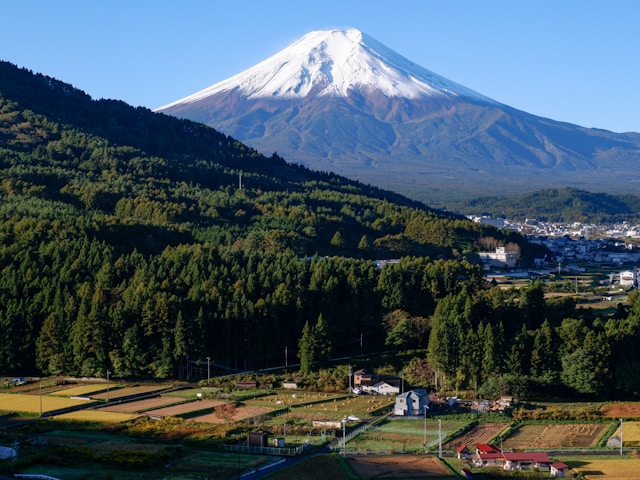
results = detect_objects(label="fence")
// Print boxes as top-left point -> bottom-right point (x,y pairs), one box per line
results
331,416 -> 388,453
222,443 -> 305,457
15,475 -> 61,480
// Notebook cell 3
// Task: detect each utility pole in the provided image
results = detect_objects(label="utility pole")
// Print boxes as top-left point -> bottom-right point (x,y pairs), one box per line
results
620,418 -> 623,456
423,407 -> 427,452
342,420 -> 346,457
206,357 -> 211,385
106,370 -> 111,402
438,419 -> 442,459
39,383 -> 42,417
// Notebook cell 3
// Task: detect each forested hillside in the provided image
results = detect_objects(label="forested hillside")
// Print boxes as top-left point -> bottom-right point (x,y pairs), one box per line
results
2,61 -> 639,400
451,187 -> 640,223
0,61 -> 530,377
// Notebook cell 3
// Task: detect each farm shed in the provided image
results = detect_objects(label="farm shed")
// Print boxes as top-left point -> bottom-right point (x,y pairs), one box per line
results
235,381 -> 257,389
247,431 -> 269,448
0,446 -> 16,460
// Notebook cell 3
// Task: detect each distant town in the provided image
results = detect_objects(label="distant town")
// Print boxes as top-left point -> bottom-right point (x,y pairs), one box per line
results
470,215 -> 640,285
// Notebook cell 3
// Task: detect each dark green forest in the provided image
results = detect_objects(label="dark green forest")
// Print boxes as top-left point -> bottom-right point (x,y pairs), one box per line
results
1,61 -> 639,399
451,187 -> 640,223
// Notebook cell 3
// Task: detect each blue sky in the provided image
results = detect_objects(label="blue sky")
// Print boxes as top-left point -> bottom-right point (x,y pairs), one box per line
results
3,1 -> 639,133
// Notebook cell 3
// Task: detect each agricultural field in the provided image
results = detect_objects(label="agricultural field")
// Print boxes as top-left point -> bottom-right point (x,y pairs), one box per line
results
6,432 -> 273,480
143,399 -> 227,418
192,405 -> 275,424
99,396 -> 185,413
53,410 -> 139,423
601,402 -> 640,418
608,420 -> 640,447
564,455 -> 640,480
264,454 -> 354,480
288,395 -> 394,420
502,423 -> 609,449
91,384 -> 172,400
443,422 -> 509,450
348,418 -> 470,454
0,393 -> 93,415
51,384 -> 112,397
242,390 -> 347,408
347,455 -> 455,479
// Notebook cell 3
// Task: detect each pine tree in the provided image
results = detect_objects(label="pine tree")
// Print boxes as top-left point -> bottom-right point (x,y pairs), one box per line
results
298,320 -> 315,374
314,313 -> 332,368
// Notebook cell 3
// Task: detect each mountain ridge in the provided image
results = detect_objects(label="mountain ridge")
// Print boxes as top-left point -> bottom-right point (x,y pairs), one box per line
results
158,28 -> 640,206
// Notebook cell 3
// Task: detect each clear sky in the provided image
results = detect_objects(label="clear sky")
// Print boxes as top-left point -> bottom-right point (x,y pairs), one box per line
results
2,0 -> 639,133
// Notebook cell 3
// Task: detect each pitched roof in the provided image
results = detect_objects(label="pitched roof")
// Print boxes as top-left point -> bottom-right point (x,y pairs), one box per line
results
476,443 -> 501,454
478,452 -> 551,463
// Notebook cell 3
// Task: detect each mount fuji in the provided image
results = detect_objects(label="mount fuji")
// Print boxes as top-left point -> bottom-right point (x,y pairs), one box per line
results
158,28 -> 640,205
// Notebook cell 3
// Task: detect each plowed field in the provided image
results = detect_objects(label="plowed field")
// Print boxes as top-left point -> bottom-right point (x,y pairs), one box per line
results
444,423 -> 509,449
503,423 -> 607,449
347,456 -> 455,479
601,402 -> 640,418
99,396 -> 184,413
144,399 -> 226,418
193,405 -> 274,423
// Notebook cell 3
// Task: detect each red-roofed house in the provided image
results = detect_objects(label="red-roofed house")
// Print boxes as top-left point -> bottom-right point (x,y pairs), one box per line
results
475,444 -> 501,455
503,452 -> 551,471
473,448 -> 552,472
456,445 -> 470,460
550,462 -> 569,478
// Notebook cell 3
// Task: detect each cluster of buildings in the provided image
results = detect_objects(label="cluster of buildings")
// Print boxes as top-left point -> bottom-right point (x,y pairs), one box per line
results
352,368 -> 571,477
471,215 -> 640,272
458,444 -> 569,477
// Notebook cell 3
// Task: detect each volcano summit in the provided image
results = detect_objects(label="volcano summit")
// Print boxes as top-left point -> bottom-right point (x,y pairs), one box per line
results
158,29 -> 640,205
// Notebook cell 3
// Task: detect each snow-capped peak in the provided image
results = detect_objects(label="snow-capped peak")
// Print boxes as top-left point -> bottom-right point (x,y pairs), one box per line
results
158,28 -> 495,109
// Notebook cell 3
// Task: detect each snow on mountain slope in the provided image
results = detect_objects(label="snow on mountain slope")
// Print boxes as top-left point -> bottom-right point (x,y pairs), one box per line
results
156,28 -> 640,205
158,28 -> 497,109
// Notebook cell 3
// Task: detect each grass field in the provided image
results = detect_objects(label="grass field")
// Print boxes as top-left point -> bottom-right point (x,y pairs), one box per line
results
290,395 -> 394,420
349,418 -> 470,454
0,392 -> 92,414
564,455 -> 640,480
11,446 -> 272,480
243,391 -> 348,408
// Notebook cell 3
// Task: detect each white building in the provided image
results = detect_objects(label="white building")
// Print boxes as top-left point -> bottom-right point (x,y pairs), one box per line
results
478,247 -> 517,269
620,270 -> 637,288
394,389 -> 428,416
